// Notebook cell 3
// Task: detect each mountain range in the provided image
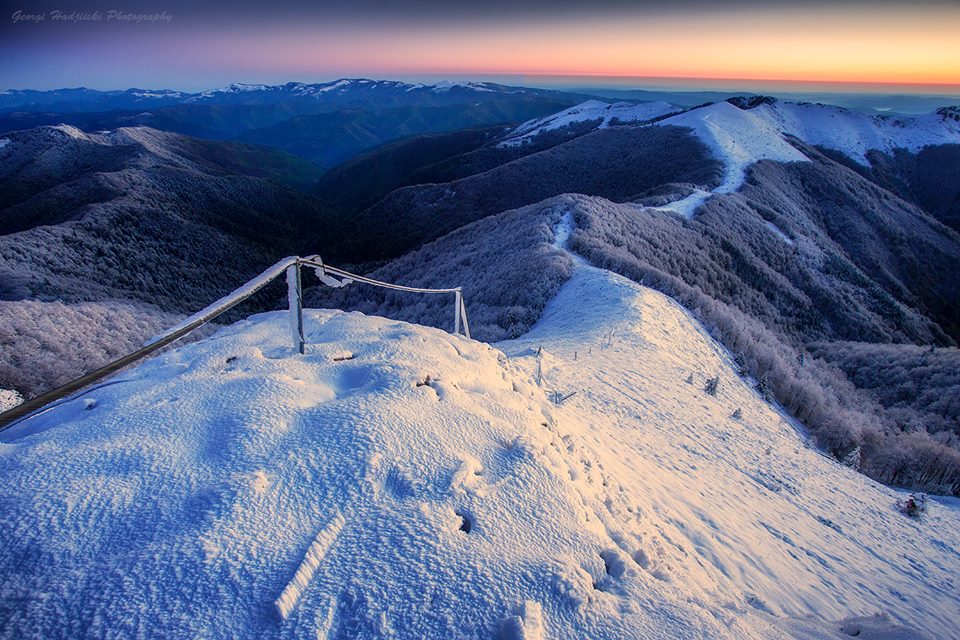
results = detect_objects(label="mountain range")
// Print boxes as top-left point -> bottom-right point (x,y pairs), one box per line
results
1,89 -> 959,499
0,80 -> 589,170
2,79 -> 960,639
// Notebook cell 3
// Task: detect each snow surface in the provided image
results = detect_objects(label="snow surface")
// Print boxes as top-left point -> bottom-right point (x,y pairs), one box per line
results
1,253 -> 957,637
0,138 -> 10,150
51,123 -> 89,140
499,100 -> 679,147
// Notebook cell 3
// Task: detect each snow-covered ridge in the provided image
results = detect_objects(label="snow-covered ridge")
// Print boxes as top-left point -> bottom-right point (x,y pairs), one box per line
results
128,90 -> 185,99
751,99 -> 960,165
499,99 -> 679,147
2,259 -> 956,638
660,97 -> 960,171
511,97 -> 960,214
660,101 -> 810,203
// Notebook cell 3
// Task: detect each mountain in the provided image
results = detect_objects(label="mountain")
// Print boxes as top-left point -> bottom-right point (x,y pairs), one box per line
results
0,80 -> 587,113
236,99 -> 579,169
303,96 -> 960,497
1,255 -> 956,638
184,79 -> 582,108
720,97 -> 960,164
343,124 -> 723,260
3,93 -> 959,496
313,126 -> 508,213
572,87 -> 960,115
496,99 -> 680,146
0,123 -> 338,307
0,124 -> 339,395
0,87 -> 191,113
0,80 -> 592,169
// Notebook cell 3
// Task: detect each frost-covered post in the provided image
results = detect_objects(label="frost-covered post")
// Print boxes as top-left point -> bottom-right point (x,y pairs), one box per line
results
459,292 -> 471,339
287,260 -> 305,354
454,289 -> 462,336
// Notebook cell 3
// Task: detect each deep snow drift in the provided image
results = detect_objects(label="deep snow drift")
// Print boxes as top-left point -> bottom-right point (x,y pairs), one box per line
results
2,257 -> 958,638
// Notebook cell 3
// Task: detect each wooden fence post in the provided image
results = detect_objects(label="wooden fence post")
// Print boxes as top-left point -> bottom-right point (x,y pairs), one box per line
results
454,289 -> 461,336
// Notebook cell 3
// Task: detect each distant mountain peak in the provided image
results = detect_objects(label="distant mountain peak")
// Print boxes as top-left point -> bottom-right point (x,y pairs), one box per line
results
725,95 -> 778,110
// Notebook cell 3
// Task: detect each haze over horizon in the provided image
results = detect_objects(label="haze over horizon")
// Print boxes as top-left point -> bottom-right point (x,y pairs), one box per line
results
1,0 -> 958,94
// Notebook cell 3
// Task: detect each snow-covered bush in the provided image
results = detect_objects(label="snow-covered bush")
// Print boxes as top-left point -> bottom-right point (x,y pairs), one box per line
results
896,493 -> 928,518
704,376 -> 720,397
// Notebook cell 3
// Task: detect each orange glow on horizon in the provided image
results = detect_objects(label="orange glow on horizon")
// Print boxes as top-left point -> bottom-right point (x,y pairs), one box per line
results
89,4 -> 960,91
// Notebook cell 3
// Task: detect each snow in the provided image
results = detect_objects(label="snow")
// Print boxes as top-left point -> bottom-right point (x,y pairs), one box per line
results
1,251 -> 957,637
649,188 -> 714,219
649,99 -> 960,217
275,513 -> 346,620
51,123 -> 90,140
131,91 -> 182,99
315,79 -> 354,93
225,83 -> 270,93
430,80 -> 495,93
500,100 -> 679,147
0,138 -> 11,150
755,100 -> 960,165
660,101 -> 810,197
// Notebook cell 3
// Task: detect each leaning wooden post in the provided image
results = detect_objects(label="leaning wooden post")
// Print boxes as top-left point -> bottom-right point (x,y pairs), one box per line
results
287,260 -> 305,354
454,289 -> 461,336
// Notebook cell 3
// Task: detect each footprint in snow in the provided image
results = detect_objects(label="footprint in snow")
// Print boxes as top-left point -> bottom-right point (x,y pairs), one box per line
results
383,467 -> 416,500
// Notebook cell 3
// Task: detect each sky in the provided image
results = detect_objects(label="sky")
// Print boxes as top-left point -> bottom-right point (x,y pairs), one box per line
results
1,0 -> 959,93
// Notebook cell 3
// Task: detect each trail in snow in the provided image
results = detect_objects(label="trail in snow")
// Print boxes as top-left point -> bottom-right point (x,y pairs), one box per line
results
499,251 -> 958,639
652,101 -> 810,217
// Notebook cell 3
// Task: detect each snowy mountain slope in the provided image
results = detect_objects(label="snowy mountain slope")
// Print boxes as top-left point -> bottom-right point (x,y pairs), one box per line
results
660,101 -> 811,191
753,100 -> 960,165
500,260 -> 959,639
2,252 -> 957,637
185,79 -> 556,104
498,99 -> 679,147
504,97 -> 960,218
652,101 -> 811,216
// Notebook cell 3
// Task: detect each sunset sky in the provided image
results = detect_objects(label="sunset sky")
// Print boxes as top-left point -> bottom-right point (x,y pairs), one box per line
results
2,0 -> 959,92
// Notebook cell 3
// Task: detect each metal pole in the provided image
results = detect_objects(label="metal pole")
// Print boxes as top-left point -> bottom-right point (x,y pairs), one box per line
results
287,261 -> 305,354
